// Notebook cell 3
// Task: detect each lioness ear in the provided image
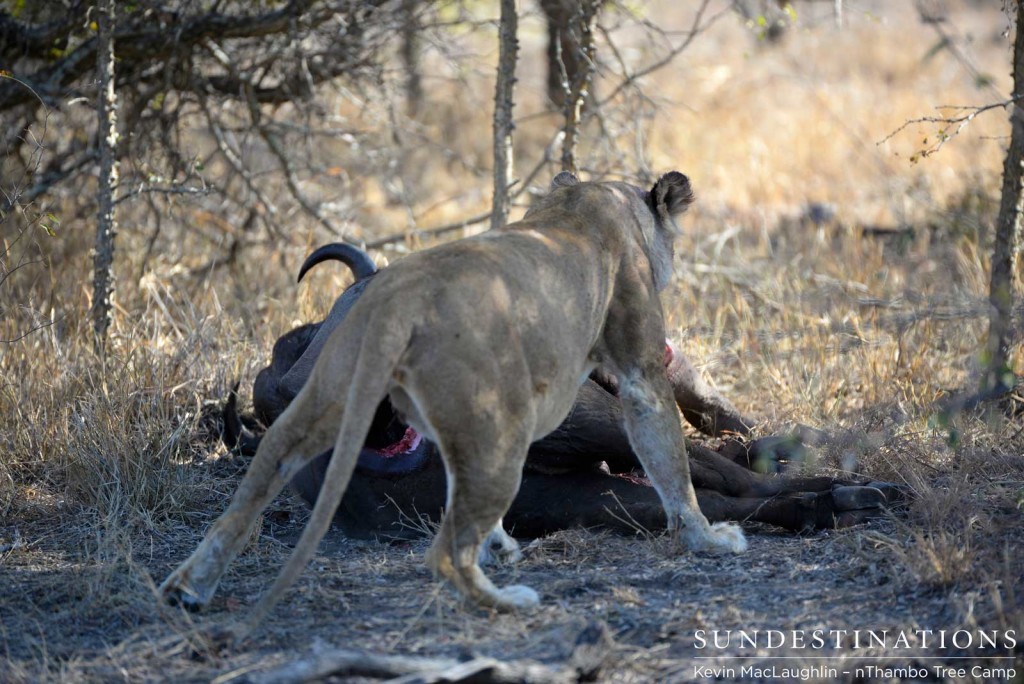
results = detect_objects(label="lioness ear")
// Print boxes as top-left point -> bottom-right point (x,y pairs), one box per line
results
650,171 -> 694,218
550,171 -> 581,190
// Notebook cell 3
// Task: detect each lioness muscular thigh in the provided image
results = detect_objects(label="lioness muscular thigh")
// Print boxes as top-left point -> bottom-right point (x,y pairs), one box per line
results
158,170 -> 743,635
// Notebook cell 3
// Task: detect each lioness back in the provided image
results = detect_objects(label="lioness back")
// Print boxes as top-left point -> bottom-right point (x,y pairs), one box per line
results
347,222 -> 618,440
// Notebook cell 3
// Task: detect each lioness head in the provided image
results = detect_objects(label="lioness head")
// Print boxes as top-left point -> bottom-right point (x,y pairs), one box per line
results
534,171 -> 694,292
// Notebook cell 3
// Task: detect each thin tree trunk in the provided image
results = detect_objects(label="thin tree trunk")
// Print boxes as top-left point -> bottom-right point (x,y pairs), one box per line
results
91,0 -> 119,351
986,0 -> 1024,391
560,0 -> 598,175
541,0 -> 578,108
400,0 -> 423,117
491,0 -> 518,231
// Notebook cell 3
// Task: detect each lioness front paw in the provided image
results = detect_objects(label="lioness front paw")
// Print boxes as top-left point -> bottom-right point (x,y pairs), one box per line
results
676,517 -> 747,554
706,522 -> 748,554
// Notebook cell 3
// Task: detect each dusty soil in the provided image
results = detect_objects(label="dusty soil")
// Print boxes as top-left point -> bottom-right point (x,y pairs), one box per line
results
2,459 -> 1020,683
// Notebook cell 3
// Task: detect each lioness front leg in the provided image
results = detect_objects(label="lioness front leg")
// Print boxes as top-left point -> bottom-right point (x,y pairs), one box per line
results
618,369 -> 747,554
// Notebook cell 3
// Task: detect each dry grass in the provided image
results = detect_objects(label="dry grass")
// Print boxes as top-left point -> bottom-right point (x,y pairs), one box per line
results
2,1 -> 1023,681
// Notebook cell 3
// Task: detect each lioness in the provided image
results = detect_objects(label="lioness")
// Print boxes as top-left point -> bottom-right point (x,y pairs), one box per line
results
159,171 -> 745,632
226,245 -> 893,537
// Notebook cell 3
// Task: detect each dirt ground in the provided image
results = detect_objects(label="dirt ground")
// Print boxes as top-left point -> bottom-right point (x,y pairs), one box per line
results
2,446 -> 1021,683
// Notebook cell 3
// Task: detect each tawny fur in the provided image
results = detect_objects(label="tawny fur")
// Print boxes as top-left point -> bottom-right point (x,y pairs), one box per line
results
158,172 -> 745,637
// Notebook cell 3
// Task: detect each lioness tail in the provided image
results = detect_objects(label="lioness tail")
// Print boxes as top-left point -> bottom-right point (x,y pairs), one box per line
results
243,315 -> 411,632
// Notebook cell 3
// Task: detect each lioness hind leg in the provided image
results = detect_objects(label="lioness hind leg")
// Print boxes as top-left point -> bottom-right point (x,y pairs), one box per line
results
425,443 -> 537,611
159,409 -> 340,611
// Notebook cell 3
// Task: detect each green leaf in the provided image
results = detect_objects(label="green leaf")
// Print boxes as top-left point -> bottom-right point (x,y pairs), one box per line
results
40,213 -> 60,237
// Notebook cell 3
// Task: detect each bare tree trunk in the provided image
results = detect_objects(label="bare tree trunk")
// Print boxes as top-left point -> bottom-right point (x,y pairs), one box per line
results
91,0 -> 119,351
541,0 -> 579,109
986,0 -> 1024,392
400,0 -> 423,117
559,0 -> 598,175
491,0 -> 518,231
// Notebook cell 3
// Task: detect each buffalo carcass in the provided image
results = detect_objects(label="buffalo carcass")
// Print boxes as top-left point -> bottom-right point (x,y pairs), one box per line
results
224,243 -> 892,539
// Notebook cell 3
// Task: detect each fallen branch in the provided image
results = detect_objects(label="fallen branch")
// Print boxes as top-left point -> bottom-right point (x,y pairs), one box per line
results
241,647 -> 574,684
237,621 -> 614,684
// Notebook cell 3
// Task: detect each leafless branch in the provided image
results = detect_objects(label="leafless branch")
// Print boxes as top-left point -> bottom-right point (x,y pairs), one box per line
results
367,132 -> 564,250
878,95 -> 1022,162
192,81 -> 279,234
0,317 -> 57,345
0,240 -> 46,288
2,148 -> 97,216
593,0 -> 725,110
232,49 -> 348,240
0,0 -> 333,111
915,0 -> 1003,102
114,184 -> 211,205
366,208 -> 494,250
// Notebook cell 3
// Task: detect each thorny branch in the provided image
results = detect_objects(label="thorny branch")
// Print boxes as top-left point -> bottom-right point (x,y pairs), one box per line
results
0,0 -> 344,111
879,95 -> 1023,162
880,2 -> 1016,162
2,0 -> 395,245
3,1 -> 735,272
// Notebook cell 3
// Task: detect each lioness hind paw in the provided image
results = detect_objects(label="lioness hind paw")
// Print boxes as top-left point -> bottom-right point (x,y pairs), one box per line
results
478,527 -> 523,566
706,522 -> 747,554
159,573 -> 209,613
160,585 -> 206,613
